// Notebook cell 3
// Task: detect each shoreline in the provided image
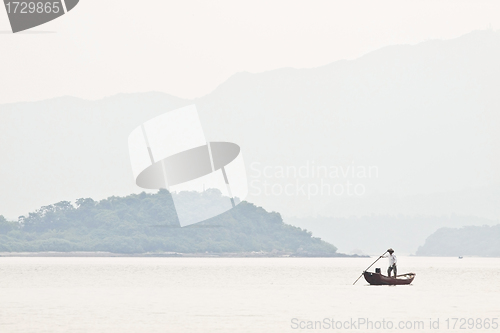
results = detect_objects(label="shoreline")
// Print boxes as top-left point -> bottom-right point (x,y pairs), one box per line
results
0,251 -> 368,258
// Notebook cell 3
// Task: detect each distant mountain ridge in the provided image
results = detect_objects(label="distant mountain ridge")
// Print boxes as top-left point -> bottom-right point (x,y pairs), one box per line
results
2,30 -> 500,222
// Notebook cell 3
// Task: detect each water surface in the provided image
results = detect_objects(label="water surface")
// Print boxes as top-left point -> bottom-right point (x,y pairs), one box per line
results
0,256 -> 498,332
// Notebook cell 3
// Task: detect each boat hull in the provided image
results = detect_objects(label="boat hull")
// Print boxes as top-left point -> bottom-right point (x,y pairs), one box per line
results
363,272 -> 415,285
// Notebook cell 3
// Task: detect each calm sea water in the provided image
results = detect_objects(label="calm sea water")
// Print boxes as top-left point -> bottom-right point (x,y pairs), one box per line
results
0,256 -> 499,333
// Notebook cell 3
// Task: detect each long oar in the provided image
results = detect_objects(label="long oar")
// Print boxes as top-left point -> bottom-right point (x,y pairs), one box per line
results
353,251 -> 388,285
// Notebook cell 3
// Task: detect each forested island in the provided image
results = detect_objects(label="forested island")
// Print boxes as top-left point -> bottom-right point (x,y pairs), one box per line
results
417,224 -> 500,257
0,190 -> 340,256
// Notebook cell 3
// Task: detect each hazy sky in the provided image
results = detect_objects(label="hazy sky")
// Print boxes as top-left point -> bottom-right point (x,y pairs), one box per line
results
1,0 -> 500,103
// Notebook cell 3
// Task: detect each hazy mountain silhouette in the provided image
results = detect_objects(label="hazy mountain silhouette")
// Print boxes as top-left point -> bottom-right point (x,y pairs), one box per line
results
195,30 -> 500,220
287,214 -> 497,255
1,30 -> 500,231
0,93 -> 187,218
417,224 -> 500,257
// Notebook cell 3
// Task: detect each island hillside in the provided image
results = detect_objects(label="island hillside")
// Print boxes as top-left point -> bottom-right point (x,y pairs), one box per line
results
0,190 -> 339,255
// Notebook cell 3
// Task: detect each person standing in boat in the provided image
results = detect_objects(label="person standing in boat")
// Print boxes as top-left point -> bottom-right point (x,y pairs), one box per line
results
380,248 -> 397,278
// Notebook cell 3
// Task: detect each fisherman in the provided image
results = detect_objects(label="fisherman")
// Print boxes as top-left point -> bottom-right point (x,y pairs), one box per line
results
380,248 -> 397,278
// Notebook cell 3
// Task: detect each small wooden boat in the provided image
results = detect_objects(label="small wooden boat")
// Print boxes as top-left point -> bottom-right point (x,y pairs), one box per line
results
363,271 -> 416,285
